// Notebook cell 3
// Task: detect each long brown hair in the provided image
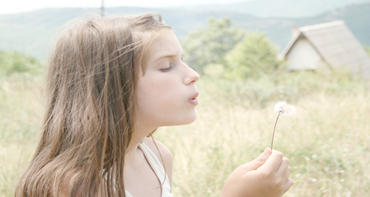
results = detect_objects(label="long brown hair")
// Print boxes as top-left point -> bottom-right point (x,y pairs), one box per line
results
15,13 -> 171,197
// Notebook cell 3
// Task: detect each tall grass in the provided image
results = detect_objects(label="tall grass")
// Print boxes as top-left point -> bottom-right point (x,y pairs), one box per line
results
155,70 -> 370,197
0,73 -> 44,197
1,68 -> 369,196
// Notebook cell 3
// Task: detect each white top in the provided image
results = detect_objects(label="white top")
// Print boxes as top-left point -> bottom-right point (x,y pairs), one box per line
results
125,142 -> 174,197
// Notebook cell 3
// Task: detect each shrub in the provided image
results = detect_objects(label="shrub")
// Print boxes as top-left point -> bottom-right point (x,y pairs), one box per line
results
224,32 -> 284,79
0,50 -> 44,76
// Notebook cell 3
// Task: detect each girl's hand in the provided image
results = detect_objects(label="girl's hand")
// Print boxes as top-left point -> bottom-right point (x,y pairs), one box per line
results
220,148 -> 293,197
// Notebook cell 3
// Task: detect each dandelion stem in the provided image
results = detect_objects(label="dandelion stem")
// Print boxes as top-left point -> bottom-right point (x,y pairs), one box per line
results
271,113 -> 281,150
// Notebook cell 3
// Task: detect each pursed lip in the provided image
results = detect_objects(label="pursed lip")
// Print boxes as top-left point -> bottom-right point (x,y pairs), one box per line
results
190,92 -> 199,100
189,92 -> 199,105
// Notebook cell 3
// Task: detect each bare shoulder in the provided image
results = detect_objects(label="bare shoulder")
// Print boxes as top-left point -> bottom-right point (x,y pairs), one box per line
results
142,137 -> 173,167
142,137 -> 173,183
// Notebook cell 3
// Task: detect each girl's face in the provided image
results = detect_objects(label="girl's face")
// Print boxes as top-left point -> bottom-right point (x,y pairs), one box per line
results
135,30 -> 200,129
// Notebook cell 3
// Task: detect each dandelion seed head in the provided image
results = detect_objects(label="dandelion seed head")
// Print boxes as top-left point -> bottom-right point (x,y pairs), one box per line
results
274,101 -> 296,116
270,101 -> 295,149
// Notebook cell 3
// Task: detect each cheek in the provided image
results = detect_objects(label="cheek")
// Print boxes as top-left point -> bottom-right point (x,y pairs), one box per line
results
136,75 -> 182,116
136,74 -> 196,126
138,75 -> 178,104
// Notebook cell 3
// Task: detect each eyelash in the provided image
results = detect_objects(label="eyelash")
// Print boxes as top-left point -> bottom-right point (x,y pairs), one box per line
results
160,64 -> 174,72
160,56 -> 183,72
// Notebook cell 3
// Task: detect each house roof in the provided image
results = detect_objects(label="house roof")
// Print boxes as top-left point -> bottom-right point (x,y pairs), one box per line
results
281,20 -> 370,76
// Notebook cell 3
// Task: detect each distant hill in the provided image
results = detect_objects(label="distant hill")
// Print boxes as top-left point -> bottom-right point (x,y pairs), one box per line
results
1,3 -> 370,59
226,3 -> 370,51
0,8 -> 100,59
181,0 -> 370,18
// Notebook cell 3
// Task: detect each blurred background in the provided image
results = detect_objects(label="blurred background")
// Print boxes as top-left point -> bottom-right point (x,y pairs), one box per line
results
1,0 -> 370,196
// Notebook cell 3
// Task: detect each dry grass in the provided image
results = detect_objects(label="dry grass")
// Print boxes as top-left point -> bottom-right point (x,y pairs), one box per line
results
155,71 -> 370,197
0,75 -> 44,197
1,70 -> 369,196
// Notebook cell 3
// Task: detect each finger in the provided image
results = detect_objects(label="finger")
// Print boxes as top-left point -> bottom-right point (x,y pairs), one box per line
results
282,166 -> 291,183
258,150 -> 284,173
243,148 -> 272,171
282,178 -> 293,194
280,166 -> 291,188
276,157 -> 290,175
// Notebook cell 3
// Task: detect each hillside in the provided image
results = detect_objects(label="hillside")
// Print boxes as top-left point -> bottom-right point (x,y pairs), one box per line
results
0,3 -> 370,59
181,0 -> 370,17
229,3 -> 370,51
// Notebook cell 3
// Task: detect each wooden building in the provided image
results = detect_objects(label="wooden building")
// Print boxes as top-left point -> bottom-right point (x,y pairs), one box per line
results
281,21 -> 370,79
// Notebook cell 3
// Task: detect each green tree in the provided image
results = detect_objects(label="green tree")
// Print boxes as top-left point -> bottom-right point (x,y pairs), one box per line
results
182,18 -> 245,73
224,32 -> 283,79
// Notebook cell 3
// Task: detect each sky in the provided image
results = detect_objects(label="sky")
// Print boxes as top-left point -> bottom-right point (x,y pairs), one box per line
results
1,0 -> 250,15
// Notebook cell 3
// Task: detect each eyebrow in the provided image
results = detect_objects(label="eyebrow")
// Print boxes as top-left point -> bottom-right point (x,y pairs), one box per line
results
153,53 -> 183,62
158,55 -> 176,59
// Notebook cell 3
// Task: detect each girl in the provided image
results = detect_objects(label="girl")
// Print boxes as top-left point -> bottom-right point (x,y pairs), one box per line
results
15,13 -> 292,197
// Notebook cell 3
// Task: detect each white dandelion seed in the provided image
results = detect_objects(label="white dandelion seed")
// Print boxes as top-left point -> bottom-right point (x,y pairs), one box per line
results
271,101 -> 296,149
274,101 -> 296,116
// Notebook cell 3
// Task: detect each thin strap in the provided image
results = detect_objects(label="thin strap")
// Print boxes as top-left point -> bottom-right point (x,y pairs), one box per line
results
125,143 -> 172,197
138,142 -> 167,181
139,144 -> 162,197
124,144 -> 163,197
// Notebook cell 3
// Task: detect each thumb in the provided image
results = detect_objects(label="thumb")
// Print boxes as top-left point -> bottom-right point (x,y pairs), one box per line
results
244,148 -> 272,171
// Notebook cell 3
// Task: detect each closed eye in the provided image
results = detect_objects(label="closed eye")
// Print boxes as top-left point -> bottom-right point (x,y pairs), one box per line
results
160,64 -> 173,72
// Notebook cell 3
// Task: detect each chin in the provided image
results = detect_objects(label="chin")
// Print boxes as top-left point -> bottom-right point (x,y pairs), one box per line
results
182,111 -> 197,124
182,116 -> 197,125
166,113 -> 197,126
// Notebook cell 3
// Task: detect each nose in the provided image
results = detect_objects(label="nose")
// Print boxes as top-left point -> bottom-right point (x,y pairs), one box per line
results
184,64 -> 200,85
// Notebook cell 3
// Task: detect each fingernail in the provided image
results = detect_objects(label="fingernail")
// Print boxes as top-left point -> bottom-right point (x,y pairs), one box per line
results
263,148 -> 270,155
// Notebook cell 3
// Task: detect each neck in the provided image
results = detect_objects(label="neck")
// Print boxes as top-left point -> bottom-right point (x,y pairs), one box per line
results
125,123 -> 157,163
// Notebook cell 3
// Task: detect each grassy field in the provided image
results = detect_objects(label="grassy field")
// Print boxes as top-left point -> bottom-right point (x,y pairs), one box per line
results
1,69 -> 369,196
0,74 -> 44,197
